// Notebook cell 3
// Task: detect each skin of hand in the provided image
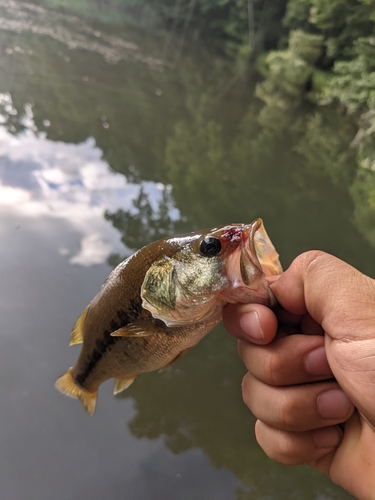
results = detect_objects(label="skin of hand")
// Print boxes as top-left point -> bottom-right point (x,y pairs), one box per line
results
223,251 -> 375,500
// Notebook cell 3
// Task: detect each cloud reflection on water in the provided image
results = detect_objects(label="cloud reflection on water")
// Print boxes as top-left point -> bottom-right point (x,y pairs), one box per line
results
0,93 -> 178,266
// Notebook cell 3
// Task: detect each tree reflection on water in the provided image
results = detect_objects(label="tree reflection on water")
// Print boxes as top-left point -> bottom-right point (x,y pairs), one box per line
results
105,186 -> 185,266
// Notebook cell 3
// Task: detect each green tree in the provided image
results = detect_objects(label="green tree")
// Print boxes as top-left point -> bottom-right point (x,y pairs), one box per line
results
255,30 -> 323,130
323,37 -> 375,113
284,0 -> 374,60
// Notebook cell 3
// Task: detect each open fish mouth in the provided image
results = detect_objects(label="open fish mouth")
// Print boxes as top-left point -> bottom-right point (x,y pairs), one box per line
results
240,219 -> 282,281
238,219 -> 282,305
252,219 -> 283,277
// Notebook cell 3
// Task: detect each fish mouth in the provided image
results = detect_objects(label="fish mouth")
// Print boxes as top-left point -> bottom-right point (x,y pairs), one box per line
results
239,219 -> 282,305
240,219 -> 282,280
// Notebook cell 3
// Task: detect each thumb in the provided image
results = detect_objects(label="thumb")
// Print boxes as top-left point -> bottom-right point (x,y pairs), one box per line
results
271,251 -> 375,338
271,251 -> 375,429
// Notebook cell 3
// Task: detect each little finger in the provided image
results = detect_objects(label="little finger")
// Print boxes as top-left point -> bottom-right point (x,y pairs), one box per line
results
254,419 -> 342,466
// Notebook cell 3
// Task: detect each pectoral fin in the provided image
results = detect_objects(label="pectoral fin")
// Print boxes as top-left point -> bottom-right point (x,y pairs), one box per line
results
110,321 -> 165,338
141,257 -> 177,320
69,307 -> 88,346
113,376 -> 137,395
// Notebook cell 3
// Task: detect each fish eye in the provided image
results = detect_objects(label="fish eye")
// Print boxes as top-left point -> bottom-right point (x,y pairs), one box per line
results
199,236 -> 221,257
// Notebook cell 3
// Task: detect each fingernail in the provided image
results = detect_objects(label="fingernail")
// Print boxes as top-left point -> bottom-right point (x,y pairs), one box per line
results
239,311 -> 264,341
313,426 -> 342,448
304,346 -> 333,376
317,389 -> 353,420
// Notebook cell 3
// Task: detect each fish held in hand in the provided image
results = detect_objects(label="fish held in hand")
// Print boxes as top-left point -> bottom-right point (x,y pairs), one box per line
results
55,218 -> 282,415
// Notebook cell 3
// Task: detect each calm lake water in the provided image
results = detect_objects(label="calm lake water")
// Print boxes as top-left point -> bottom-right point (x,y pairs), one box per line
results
0,1 -> 371,499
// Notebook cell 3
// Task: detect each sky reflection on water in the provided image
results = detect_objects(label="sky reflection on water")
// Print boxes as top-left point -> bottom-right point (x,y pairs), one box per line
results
0,95 -> 239,500
0,92 -> 178,266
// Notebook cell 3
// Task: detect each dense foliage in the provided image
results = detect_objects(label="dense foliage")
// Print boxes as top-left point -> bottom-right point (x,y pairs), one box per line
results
258,0 -> 375,245
156,0 -> 375,247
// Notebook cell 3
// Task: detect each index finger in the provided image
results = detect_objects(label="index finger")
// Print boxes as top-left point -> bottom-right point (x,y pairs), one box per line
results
223,303 -> 278,344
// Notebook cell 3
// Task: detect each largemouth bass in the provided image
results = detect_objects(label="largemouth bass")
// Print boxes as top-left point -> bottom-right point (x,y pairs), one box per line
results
56,218 -> 282,415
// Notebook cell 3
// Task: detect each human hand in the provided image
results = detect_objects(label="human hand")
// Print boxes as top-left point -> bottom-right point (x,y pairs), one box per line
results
223,251 -> 375,500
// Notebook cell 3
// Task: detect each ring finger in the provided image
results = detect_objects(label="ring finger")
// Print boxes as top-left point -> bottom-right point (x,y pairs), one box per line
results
242,373 -> 354,432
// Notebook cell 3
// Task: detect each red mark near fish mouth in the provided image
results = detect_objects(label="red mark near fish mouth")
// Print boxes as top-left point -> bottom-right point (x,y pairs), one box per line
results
221,227 -> 243,244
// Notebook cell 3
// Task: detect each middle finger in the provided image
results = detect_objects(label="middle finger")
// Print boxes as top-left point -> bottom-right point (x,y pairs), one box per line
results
242,373 -> 354,432
238,334 -> 333,386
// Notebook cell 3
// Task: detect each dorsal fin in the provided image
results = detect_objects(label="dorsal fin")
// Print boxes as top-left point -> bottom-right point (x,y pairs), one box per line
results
113,376 -> 137,395
69,307 -> 88,346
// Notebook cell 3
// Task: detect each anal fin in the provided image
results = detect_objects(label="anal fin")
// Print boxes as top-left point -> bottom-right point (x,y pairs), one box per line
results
69,307 -> 88,346
113,376 -> 137,395
55,368 -> 97,416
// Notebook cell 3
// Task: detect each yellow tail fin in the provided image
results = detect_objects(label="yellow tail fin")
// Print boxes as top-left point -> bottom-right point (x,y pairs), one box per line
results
55,369 -> 97,416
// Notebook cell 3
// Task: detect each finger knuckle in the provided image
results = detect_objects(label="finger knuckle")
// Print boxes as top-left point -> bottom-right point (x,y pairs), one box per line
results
294,250 -> 328,275
278,394 -> 304,431
241,373 -> 253,410
237,339 -> 248,360
241,373 -> 251,407
266,350 -> 284,385
273,435 -> 302,465
258,428 -> 303,466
